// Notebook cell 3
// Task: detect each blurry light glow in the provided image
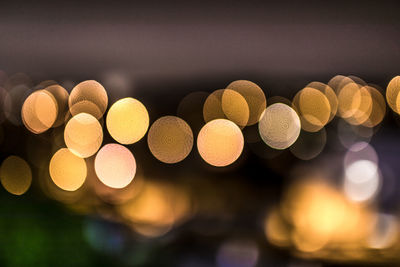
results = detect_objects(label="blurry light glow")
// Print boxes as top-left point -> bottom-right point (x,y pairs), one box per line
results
362,86 -> 386,128
95,144 -> 136,189
0,156 -> 32,195
44,84 -> 69,127
343,160 -> 380,202
118,181 -> 191,237
337,120 -> 373,150
386,76 -> 400,114
265,208 -> 291,247
293,87 -> 331,132
147,116 -> 193,163
68,80 -> 108,119
197,119 -> 244,167
216,239 -> 259,267
258,103 -> 300,150
226,80 -> 267,126
49,148 -> 87,191
306,81 -> 338,122
368,214 -> 398,249
106,97 -> 149,145
64,113 -> 103,158
203,89 -> 250,127
344,142 -> 378,168
221,89 -> 250,127
22,90 -> 58,134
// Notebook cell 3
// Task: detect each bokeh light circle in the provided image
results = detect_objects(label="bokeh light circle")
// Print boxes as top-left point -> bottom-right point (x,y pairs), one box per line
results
0,156 -> 32,195
197,119 -> 244,167
64,113 -> 103,158
292,87 -> 331,132
21,90 -> 58,134
95,143 -> 136,189
258,103 -> 301,150
226,80 -> 267,126
106,97 -> 149,144
203,89 -> 250,127
49,148 -> 87,191
45,84 -> 69,127
69,80 -> 108,119
147,116 -> 193,164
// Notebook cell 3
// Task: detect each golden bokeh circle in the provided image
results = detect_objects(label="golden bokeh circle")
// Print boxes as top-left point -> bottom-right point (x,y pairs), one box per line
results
68,80 -> 108,119
386,76 -> 400,114
106,97 -> 149,144
258,103 -> 301,150
306,81 -> 338,122
95,143 -> 136,189
292,87 -> 331,132
221,89 -> 250,127
203,89 -> 249,128
21,90 -> 58,134
147,116 -> 193,164
45,84 -> 69,127
0,156 -> 32,195
64,113 -> 103,158
49,148 -> 87,191
363,86 -> 386,128
197,119 -> 244,167
226,80 -> 267,126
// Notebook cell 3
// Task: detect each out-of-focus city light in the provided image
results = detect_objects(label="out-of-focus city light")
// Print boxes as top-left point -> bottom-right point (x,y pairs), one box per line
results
106,97 -> 149,145
147,116 -> 193,163
226,80 -> 266,126
69,80 -> 108,119
343,160 -> 380,202
0,156 -> 32,195
44,84 -> 69,127
64,113 -> 103,158
22,90 -> 58,134
203,89 -> 250,128
49,148 -> 87,191
258,103 -> 301,150
386,76 -> 400,114
118,181 -> 191,238
197,119 -> 244,167
292,87 -> 331,132
367,213 -> 399,249
95,143 -> 136,189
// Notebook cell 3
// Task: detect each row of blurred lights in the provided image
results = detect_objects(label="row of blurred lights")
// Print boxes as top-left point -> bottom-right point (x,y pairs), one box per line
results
1,71 -> 400,264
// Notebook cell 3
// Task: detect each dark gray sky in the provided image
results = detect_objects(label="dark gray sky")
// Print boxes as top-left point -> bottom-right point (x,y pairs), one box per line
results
0,0 -> 399,93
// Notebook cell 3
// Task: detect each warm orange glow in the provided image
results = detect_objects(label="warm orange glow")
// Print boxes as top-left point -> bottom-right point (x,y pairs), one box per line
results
386,76 -> 400,114
106,97 -> 149,144
0,156 -> 32,195
64,113 -> 103,158
292,87 -> 331,132
226,80 -> 266,125
44,84 -> 69,127
118,181 -> 191,237
147,116 -> 193,163
197,119 -> 244,167
21,90 -> 58,134
95,143 -> 136,189
203,89 -> 250,127
49,148 -> 87,191
68,80 -> 108,119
